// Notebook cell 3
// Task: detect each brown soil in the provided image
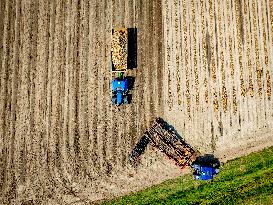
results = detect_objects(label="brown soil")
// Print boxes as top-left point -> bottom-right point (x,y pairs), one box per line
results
0,0 -> 272,204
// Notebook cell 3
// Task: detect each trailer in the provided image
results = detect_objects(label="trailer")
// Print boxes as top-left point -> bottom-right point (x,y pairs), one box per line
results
129,117 -> 220,180
129,117 -> 197,168
111,28 -> 128,72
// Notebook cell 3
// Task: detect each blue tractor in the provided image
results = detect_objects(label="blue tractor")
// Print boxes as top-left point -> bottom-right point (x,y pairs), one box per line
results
193,165 -> 219,180
111,72 -> 129,105
192,154 -> 220,180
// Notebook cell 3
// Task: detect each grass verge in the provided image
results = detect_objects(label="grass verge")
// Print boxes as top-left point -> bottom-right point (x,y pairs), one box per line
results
102,146 -> 273,205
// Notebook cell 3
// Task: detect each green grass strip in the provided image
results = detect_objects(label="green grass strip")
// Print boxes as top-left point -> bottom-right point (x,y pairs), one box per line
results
102,146 -> 273,205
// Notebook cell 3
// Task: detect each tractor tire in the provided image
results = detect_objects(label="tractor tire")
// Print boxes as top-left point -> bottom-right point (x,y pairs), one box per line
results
112,96 -> 117,105
124,95 -> 128,104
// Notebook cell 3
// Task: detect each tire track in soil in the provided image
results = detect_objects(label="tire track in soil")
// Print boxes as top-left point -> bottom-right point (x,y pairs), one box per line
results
257,0 -> 269,123
128,0 -> 141,156
133,0 -> 146,157
265,0 -> 273,117
214,0 -> 223,150
151,0 -> 163,118
248,0 -> 259,131
119,0 -> 132,169
52,0 -> 76,193
146,0 -> 156,123
219,0 -> 231,137
155,0 -> 164,118
249,0 -> 262,130
208,0 -> 221,151
96,0 -> 108,174
9,0 -> 30,201
255,0 -> 267,126
189,0 -> 199,142
103,0 -> 113,175
179,0 -> 187,126
134,0 -> 149,163
77,0 -> 94,182
164,0 -> 173,112
236,0 -> 249,129
48,0 -> 68,195
57,0 -> 72,194
194,0 -> 205,145
71,0 -> 81,180
76,0 -> 87,182
261,0 -> 272,119
232,0 -> 243,136
111,0 -> 125,169
3,0 -> 20,202
243,0 -> 256,130
200,0 -> 211,147
124,0 -> 137,155
63,0 -> 76,183
86,0 -> 100,179
13,0 -> 25,200
46,0 -> 67,194
120,0 -> 125,27
34,0 -> 54,200
225,0 -> 238,137
137,0 -> 147,129
143,0 -> 151,126
202,0 -> 214,149
59,0 -> 73,187
109,0 -> 118,168
117,0 -> 127,168
173,0 -> 182,109
0,0 -> 13,197
254,0 -> 267,125
0,0 -> 6,90
88,0 -> 100,174
66,0 -> 75,178
185,0 -> 193,135
239,0 -> 250,131
131,0 -> 141,155
23,0 -> 35,192
26,0 -> 41,199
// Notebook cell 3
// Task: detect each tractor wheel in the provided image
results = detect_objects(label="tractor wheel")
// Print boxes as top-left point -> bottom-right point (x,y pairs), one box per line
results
124,95 -> 128,104
112,96 -> 116,105
212,161 -> 220,168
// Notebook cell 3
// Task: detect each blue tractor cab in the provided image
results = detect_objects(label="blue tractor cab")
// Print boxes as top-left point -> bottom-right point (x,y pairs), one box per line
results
111,73 -> 129,105
192,154 -> 220,180
193,165 -> 219,180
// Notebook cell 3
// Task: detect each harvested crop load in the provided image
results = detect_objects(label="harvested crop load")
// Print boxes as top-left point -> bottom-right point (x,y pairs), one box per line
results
111,29 -> 128,71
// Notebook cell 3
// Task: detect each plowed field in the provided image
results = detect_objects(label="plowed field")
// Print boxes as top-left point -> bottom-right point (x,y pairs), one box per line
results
0,0 -> 273,204
162,0 -> 273,155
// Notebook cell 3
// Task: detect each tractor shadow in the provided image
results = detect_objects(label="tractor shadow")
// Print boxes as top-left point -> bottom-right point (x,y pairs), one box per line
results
125,76 -> 135,90
127,28 -> 137,69
125,76 -> 135,104
193,154 -> 220,168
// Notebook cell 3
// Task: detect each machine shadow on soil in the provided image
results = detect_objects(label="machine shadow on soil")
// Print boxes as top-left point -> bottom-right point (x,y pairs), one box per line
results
127,28 -> 137,69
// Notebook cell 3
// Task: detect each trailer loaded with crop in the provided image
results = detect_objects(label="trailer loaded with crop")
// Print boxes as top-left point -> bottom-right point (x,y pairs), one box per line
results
129,117 -> 220,180
111,28 -> 128,72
